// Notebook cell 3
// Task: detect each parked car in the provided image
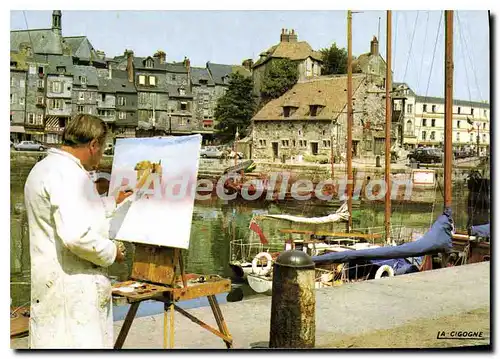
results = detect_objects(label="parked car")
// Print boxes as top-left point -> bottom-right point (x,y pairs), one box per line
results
14,140 -> 46,152
407,147 -> 443,164
200,146 -> 224,159
454,149 -> 474,159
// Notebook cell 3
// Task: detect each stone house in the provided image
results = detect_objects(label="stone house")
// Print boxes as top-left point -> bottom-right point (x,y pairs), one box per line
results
251,74 -> 387,161
10,59 -> 27,129
97,70 -> 117,125
165,60 -> 195,135
72,65 -> 99,116
352,36 -> 388,84
112,69 -> 138,139
251,29 -> 323,98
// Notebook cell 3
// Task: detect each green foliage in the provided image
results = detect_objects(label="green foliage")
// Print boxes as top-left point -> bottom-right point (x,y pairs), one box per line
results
303,154 -> 330,164
214,72 -> 257,142
320,42 -> 362,75
260,59 -> 299,102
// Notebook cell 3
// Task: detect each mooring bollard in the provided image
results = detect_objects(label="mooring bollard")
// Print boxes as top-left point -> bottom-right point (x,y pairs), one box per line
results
376,155 -> 381,167
269,250 -> 315,349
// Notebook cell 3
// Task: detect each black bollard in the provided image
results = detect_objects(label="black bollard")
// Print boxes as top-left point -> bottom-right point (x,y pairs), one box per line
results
269,250 -> 315,349
376,155 -> 381,167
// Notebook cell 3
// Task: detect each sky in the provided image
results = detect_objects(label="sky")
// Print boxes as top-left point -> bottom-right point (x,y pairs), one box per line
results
10,10 -> 490,102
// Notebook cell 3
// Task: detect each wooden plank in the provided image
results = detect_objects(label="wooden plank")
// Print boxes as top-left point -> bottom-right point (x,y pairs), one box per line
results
10,306 -> 30,338
112,281 -> 173,302
173,279 -> 232,301
173,305 -> 232,343
131,244 -> 178,285
208,295 -> 233,348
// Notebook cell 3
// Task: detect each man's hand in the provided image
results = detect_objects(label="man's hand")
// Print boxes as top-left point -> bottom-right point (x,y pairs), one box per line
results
114,241 -> 126,263
115,189 -> 134,205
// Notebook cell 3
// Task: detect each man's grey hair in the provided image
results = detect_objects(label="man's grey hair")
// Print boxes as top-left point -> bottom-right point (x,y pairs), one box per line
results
62,114 -> 108,147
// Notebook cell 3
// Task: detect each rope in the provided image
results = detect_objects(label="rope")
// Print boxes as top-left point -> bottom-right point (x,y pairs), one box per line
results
416,11 -> 430,94
424,11 -> 444,99
456,12 -> 473,102
457,11 -> 484,102
402,11 -> 420,84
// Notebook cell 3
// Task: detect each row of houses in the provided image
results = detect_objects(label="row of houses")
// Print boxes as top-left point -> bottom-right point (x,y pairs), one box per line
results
250,36 -> 490,160
10,11 -> 251,145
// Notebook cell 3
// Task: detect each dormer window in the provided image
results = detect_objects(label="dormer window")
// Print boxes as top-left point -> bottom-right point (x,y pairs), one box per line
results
199,79 -> 208,85
179,88 -> 186,96
145,58 -> 154,68
283,106 -> 298,118
57,66 -> 66,74
80,76 -> 87,84
309,105 -> 324,117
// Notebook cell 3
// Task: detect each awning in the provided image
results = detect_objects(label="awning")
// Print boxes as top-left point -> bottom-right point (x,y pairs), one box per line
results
10,125 -> 25,133
45,116 -> 64,133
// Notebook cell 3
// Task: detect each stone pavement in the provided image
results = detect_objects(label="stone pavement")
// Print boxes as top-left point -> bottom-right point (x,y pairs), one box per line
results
11,262 -> 489,349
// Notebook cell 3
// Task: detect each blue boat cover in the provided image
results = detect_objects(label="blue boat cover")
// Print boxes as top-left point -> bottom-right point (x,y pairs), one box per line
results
312,208 -> 454,264
471,223 -> 490,238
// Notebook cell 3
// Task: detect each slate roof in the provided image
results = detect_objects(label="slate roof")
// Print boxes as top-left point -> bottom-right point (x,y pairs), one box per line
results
253,74 -> 365,121
62,36 -> 106,65
45,55 -> 74,75
72,65 -> 99,87
165,62 -> 188,73
393,82 -> 417,97
133,56 -> 167,71
414,95 -> 490,109
190,67 -> 215,86
253,41 -> 323,69
206,62 -> 252,86
98,70 -> 137,93
10,29 -> 63,55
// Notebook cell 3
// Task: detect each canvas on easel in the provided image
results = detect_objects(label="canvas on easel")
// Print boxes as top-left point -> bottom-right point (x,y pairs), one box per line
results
108,135 -> 202,250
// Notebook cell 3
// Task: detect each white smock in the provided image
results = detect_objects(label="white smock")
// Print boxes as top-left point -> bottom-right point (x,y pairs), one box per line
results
24,148 -> 118,349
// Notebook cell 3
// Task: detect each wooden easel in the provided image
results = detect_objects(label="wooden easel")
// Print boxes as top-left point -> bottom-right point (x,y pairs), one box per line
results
112,244 -> 233,349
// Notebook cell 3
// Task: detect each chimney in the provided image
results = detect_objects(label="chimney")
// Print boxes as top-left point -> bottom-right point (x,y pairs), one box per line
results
184,57 -> 191,87
289,29 -> 298,42
52,10 -> 62,35
126,50 -> 134,83
242,59 -> 254,71
96,50 -> 106,60
108,63 -> 113,79
370,36 -> 379,56
154,50 -> 166,64
280,28 -> 290,42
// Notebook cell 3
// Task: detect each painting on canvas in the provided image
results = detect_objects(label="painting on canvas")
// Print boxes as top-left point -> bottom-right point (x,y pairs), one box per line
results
108,135 -> 202,249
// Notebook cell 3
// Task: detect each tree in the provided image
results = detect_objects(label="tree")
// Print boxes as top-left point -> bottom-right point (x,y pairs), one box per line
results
320,42 -> 361,75
261,59 -> 299,103
214,72 -> 257,142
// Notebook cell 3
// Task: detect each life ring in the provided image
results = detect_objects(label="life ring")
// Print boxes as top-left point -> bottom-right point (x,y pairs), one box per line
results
252,252 -> 273,276
374,265 -> 394,279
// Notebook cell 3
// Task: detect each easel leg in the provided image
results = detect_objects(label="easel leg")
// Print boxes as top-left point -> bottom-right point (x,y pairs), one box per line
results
169,302 -> 175,349
114,302 -> 140,349
163,303 -> 168,349
208,295 -> 233,349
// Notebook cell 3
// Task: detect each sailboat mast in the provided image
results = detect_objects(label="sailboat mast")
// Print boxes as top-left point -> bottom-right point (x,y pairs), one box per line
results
346,10 -> 353,232
444,10 -> 453,208
385,10 -> 392,244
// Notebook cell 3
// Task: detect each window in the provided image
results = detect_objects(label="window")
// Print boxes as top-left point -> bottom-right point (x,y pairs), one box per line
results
471,108 -> 474,115
57,66 -> 66,73
79,76 -> 87,84
470,133 -> 474,143
119,97 -> 126,106
432,105 -> 436,113
10,77 -> 15,87
38,66 -> 44,75
180,102 -> 187,111
145,59 -> 154,68
430,131 -> 436,140
431,119 -> 436,127
77,105 -> 84,112
37,79 -> 44,88
179,88 -> 186,96
483,123 -> 486,130
457,107 -> 461,114
119,112 -> 126,120
79,92 -> 85,101
36,96 -> 44,105
149,76 -> 156,86
483,134 -> 487,143
407,104 -> 413,114
88,107 -> 93,115
172,74 -> 176,81
423,104 -> 427,112
10,93 -> 17,104
36,114 -> 43,124
456,132 -> 460,142
29,65 -> 36,74
281,140 -> 290,147
422,119 -> 427,127
406,120 -> 413,133
292,140 -> 296,147
298,129 -> 302,136
310,105 -> 320,117
200,79 -> 208,85
457,120 -> 461,128
422,131 -> 427,140
52,81 -> 62,93
54,99 -> 63,109
179,118 -> 187,126
20,97 -> 24,105
484,110 -> 487,117
323,140 -> 331,147
20,80 -> 25,88
27,113 -> 35,124
139,75 -> 146,85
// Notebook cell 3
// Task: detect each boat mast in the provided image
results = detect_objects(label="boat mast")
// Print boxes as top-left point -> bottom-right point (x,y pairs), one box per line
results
346,10 -> 353,232
385,10 -> 392,244
444,10 -> 453,208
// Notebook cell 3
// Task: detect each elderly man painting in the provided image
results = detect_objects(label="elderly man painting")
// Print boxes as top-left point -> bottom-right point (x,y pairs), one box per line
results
24,114 -> 132,349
